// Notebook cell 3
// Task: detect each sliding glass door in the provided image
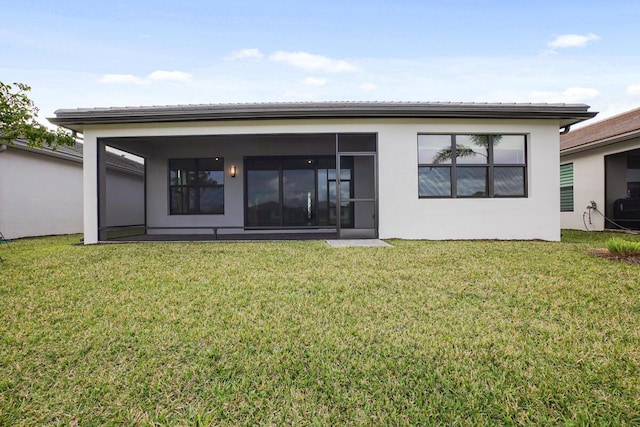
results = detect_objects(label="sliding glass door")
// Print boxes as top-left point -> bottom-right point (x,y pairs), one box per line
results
244,132 -> 377,238
245,156 -> 353,228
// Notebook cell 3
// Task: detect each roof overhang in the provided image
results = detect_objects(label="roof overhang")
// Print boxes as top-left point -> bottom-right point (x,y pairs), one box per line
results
7,139 -> 83,163
49,101 -> 598,134
560,130 -> 640,156
4,139 -> 143,175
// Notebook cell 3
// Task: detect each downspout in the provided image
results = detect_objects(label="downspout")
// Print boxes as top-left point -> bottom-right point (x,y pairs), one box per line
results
560,125 -> 571,135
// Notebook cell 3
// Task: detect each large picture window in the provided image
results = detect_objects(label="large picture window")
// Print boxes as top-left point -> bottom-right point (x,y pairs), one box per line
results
169,158 -> 224,214
418,134 -> 527,198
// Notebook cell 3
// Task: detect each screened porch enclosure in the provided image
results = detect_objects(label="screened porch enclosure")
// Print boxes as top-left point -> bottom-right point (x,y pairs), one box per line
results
605,148 -> 640,230
98,133 -> 378,241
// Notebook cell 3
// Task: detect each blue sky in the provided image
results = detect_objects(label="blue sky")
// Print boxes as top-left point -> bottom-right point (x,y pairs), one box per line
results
2,0 -> 640,125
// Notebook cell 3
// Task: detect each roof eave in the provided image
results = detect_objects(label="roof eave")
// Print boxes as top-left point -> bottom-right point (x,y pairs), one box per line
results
48,103 -> 597,133
561,130 -> 640,156
8,140 -> 83,163
7,139 -> 144,174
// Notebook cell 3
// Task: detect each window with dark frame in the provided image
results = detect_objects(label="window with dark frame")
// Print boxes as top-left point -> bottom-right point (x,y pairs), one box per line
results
169,158 -> 224,214
560,163 -> 574,212
418,134 -> 527,198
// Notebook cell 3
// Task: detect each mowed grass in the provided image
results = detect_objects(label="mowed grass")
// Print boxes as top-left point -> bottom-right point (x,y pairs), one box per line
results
1,231 -> 639,426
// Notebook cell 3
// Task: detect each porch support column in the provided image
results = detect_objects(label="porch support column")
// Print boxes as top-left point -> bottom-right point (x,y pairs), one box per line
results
82,133 -> 99,244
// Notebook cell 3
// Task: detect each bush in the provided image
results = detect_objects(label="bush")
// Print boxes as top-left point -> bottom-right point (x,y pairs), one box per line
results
605,237 -> 640,257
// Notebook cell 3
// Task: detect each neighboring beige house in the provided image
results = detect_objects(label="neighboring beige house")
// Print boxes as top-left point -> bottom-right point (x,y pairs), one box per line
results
0,139 -> 144,240
560,108 -> 640,231
49,102 -> 596,244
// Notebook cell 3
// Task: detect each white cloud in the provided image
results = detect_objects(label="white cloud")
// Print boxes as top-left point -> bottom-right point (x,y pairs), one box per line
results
269,51 -> 357,73
302,77 -> 327,86
360,83 -> 377,91
548,33 -> 600,49
99,74 -> 146,84
626,84 -> 640,95
563,87 -> 600,100
529,87 -> 600,103
227,48 -> 264,61
147,70 -> 192,82
99,70 -> 192,84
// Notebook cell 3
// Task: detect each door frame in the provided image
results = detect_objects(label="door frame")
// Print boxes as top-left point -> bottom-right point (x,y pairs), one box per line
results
336,151 -> 378,239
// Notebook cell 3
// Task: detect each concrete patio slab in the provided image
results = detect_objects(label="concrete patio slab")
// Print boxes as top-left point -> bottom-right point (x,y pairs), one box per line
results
326,239 -> 393,248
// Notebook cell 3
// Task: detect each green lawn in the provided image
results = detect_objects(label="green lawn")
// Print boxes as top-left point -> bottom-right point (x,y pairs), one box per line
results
1,231 -> 639,426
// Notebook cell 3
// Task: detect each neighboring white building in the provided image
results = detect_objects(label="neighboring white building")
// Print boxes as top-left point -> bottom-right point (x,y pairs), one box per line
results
0,139 -> 144,240
49,102 -> 596,244
560,108 -> 640,231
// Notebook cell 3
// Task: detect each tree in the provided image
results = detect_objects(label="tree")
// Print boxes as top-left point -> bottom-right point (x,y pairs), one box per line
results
0,81 -> 75,149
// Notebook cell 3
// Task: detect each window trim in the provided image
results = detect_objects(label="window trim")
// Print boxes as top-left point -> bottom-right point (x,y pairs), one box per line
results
168,157 -> 225,215
418,133 -> 528,199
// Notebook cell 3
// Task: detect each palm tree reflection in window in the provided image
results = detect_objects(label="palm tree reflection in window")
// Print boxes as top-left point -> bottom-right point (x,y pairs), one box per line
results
432,135 -> 502,164
198,170 -> 222,186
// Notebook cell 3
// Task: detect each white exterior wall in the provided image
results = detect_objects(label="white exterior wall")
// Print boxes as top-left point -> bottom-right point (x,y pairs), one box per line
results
106,168 -> 145,226
0,147 -> 83,239
82,118 -> 563,243
379,119 -> 560,240
561,137 -> 640,230
0,145 -> 144,240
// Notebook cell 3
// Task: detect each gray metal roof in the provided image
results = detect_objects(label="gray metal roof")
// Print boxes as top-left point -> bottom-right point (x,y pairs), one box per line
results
49,101 -> 597,132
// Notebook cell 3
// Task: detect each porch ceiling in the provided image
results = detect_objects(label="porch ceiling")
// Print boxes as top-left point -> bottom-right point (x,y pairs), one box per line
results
103,133 -> 337,158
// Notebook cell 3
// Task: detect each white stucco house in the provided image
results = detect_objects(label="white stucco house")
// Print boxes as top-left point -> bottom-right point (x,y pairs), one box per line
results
0,139 -> 144,240
48,102 -> 596,244
560,107 -> 640,231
